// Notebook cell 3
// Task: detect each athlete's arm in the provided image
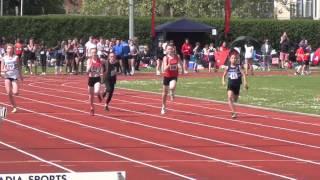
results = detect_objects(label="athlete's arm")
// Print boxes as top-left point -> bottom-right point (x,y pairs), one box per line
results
162,56 -> 169,72
241,68 -> 248,89
86,59 -> 91,74
17,56 -> 23,81
0,57 -> 4,75
222,67 -> 228,86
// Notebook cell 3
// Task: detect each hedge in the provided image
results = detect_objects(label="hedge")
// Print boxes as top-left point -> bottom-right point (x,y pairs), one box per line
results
1,15 -> 320,49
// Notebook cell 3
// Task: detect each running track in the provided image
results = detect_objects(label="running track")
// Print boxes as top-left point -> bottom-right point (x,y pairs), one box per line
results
0,74 -> 319,179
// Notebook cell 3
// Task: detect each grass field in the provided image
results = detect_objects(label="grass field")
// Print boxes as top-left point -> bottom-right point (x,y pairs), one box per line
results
117,75 -> 320,115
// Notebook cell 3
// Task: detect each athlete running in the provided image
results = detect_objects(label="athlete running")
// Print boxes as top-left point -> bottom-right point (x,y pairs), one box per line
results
1,44 -> 23,113
86,48 -> 103,116
222,51 -> 248,118
161,44 -> 182,115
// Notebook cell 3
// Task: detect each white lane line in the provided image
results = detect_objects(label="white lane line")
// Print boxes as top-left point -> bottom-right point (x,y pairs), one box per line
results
3,114 -> 294,180
1,91 -> 320,169
24,83 -> 320,150
3,118 -> 195,180
116,87 -> 320,118
39,82 -> 320,137
1,159 -> 319,164
26,79 -> 320,127
0,140 -> 74,172
121,93 -> 320,128
32,77 -> 320,119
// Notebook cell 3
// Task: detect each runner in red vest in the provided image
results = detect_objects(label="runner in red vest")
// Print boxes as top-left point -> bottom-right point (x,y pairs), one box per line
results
161,44 -> 182,115
15,38 -> 23,62
181,38 -> 192,74
86,48 -> 104,116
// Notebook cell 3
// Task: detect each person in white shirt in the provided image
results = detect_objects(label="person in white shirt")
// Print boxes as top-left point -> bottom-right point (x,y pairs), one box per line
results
261,39 -> 272,71
1,44 -> 23,113
97,37 -> 106,58
244,41 -> 254,75
85,36 -> 97,57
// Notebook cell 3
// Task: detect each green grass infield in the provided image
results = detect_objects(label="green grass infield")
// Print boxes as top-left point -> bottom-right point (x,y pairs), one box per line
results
117,75 -> 320,115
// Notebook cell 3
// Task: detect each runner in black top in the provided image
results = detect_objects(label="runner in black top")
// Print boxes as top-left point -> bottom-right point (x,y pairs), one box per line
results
222,51 -> 248,118
102,52 -> 117,111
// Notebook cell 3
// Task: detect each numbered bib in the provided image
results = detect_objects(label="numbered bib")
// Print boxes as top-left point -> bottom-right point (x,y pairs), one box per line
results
229,72 -> 238,80
91,66 -> 101,73
169,64 -> 178,71
6,64 -> 16,71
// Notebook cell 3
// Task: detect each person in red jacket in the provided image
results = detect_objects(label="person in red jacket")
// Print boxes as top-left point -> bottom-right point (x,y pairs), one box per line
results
181,38 -> 192,74
161,44 -> 182,115
14,38 -> 23,66
312,46 -> 320,66
295,45 -> 304,75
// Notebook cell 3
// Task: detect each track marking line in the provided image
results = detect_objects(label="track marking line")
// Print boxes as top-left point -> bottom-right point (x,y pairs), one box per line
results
0,140 -> 74,172
21,84 -> 320,151
1,104 -> 296,179
30,82 -> 320,137
3,118 -> 195,180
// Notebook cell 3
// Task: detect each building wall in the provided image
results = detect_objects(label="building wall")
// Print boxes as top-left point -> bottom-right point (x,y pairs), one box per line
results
275,0 -> 320,20
314,0 -> 320,19
274,0 -> 292,20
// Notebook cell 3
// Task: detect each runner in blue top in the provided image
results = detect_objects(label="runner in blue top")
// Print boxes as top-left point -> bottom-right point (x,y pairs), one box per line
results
222,51 -> 248,118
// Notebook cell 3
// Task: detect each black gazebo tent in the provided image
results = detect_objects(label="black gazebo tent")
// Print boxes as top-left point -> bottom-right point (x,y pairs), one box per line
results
155,18 -> 216,54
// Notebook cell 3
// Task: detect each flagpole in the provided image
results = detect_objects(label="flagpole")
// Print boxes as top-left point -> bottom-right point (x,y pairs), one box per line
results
224,0 -> 231,38
21,0 -> 23,16
151,0 -> 156,38
0,0 -> 3,16
129,0 -> 134,39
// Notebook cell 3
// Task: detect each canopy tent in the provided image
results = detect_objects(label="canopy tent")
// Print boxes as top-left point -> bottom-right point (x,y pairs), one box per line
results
155,18 -> 215,33
154,18 -> 216,55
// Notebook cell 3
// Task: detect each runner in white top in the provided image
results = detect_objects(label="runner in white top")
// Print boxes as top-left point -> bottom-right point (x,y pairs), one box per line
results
244,42 -> 255,76
1,44 -> 23,113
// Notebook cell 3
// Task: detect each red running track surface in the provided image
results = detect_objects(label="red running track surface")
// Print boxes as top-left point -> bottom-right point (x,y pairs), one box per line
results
0,75 -> 319,179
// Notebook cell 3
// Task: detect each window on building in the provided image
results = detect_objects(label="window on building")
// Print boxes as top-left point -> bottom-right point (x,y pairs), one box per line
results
296,0 -> 303,17
305,0 -> 313,17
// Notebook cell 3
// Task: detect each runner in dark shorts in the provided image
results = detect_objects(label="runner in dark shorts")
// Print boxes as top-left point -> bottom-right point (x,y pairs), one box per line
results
102,52 -> 117,111
161,44 -> 182,115
222,51 -> 248,119
1,44 -> 23,113
86,48 -> 104,116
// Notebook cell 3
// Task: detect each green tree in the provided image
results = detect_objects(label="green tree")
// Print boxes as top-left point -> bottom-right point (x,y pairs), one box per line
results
23,0 -> 65,15
81,0 -> 275,18
1,0 -> 65,15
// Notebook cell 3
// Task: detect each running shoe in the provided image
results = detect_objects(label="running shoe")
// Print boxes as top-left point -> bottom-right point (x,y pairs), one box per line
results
231,112 -> 237,119
11,108 -> 17,113
105,105 -> 109,111
161,106 -> 166,115
90,108 -> 94,116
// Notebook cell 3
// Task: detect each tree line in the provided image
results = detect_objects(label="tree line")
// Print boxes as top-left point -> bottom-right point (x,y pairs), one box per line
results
1,0 -> 290,19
